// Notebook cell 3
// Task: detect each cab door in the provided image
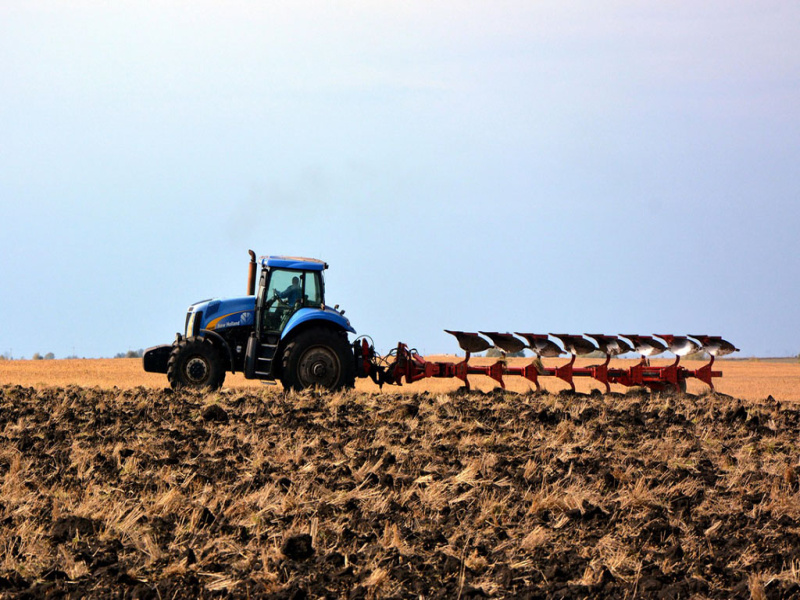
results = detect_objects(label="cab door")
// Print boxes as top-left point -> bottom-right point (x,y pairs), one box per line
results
246,268 -> 314,379
261,268 -> 307,335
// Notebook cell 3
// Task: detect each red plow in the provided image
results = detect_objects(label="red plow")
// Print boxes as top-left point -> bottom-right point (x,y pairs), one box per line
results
360,332 -> 738,394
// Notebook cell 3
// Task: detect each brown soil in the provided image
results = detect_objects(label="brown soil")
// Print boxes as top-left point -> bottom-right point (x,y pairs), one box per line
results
1,385 -> 800,598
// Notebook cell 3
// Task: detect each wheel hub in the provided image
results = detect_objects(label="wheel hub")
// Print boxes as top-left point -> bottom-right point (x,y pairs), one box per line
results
186,357 -> 209,383
311,362 -> 328,377
298,346 -> 340,388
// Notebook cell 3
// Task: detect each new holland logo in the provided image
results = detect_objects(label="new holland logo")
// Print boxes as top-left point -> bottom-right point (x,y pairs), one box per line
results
217,312 -> 253,329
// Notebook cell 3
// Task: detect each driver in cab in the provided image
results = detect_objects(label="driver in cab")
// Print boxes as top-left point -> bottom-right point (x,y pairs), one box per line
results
277,277 -> 302,307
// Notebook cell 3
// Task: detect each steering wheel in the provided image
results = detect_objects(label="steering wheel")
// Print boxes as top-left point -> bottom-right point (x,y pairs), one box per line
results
272,289 -> 289,306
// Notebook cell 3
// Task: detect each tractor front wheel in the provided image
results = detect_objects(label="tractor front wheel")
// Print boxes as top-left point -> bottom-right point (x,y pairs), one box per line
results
281,329 -> 355,391
167,337 -> 226,390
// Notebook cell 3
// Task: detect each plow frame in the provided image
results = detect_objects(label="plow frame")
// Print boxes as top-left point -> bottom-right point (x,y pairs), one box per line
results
365,336 -> 725,394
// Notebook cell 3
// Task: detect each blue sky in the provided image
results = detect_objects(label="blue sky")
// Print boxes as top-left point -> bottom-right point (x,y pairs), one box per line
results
1,2 -> 798,359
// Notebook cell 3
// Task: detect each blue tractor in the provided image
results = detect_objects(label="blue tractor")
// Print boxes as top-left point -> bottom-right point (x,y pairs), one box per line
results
143,251 -> 360,391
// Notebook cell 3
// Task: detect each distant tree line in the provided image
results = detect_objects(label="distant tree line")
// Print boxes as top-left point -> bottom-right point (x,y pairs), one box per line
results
0,349 -> 145,360
0,352 -> 56,360
114,349 -> 144,359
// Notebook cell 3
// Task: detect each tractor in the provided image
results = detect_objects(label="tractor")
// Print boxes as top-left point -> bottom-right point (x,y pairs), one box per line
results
143,251 -> 359,390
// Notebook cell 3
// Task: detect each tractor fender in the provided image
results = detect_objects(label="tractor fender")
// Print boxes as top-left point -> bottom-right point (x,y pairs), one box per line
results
281,307 -> 356,339
274,310 -> 355,380
197,329 -> 237,373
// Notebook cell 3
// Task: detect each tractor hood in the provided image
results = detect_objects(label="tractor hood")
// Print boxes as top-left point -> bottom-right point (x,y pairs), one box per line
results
186,296 -> 256,335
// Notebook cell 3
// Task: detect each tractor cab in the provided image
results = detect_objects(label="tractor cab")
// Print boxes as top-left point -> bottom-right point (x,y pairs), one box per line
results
243,255 -> 355,386
255,256 -> 326,338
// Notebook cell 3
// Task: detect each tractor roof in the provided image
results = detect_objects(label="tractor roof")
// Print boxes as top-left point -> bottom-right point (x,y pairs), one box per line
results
260,255 -> 328,271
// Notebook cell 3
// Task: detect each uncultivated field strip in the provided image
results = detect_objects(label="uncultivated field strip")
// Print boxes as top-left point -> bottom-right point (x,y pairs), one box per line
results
1,357 -> 799,400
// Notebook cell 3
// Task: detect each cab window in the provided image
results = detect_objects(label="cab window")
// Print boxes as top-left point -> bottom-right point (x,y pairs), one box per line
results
267,269 -> 302,306
261,269 -> 322,333
303,273 -> 322,308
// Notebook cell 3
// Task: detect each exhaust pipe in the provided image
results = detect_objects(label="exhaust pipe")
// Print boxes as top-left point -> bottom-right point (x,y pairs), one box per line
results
247,249 -> 257,295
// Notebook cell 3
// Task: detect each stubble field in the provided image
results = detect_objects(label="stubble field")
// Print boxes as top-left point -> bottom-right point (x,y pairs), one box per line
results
1,359 -> 800,599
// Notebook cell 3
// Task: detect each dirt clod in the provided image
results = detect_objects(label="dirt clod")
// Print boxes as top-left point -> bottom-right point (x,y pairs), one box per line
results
281,534 -> 315,561
201,403 -> 229,422
50,516 -> 101,543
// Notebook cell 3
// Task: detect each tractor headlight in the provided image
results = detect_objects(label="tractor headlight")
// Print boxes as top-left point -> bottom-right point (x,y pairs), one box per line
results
186,311 -> 198,337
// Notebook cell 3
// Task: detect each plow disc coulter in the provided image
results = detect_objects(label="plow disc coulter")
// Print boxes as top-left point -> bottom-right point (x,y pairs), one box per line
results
367,332 -> 738,394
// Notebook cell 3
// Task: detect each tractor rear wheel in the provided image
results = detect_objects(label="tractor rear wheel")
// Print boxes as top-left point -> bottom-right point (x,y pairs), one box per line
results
281,329 -> 355,391
167,337 -> 226,390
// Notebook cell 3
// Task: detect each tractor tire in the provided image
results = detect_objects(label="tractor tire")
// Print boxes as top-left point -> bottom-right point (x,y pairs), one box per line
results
280,328 -> 355,392
167,337 -> 226,391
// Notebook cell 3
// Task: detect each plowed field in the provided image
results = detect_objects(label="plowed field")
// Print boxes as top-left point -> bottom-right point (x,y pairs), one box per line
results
2,379 -> 800,598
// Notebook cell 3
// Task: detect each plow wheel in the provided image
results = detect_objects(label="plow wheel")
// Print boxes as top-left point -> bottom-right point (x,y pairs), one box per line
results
281,328 -> 355,391
167,337 -> 226,391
